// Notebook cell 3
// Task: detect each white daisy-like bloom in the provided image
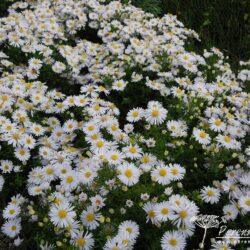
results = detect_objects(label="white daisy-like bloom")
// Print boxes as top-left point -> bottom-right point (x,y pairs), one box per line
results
239,172 -> 250,186
166,120 -> 187,137
108,42 -> 125,55
123,144 -> 142,160
90,195 -> 106,209
223,229 -> 240,246
30,123 -> 45,136
229,126 -> 246,139
193,128 -> 211,145
63,119 -> 78,133
91,139 -> 109,153
209,117 -> 226,132
60,171 -> 79,191
117,231 -> 137,248
103,238 -> 125,250
43,165 -> 56,182
55,164 -> 72,177
139,153 -> 157,172
200,186 -> 220,204
81,206 -> 101,230
124,123 -> 134,134
168,164 -> 186,181
178,223 -> 196,238
78,168 -> 97,185
28,58 -> 43,70
145,103 -> 167,125
238,194 -> 250,212
52,61 -> 66,73
221,180 -> 241,199
143,202 -> 158,224
1,218 -> 21,238
118,220 -> 140,240
118,163 -> 140,186
106,150 -> 124,165
223,204 -> 239,221
112,79 -> 127,91
161,231 -> 186,250
82,122 -> 99,135
131,72 -> 143,82
28,185 -> 44,196
3,204 -> 21,219
0,0 -> 248,248
211,241 -> 233,250
49,202 -> 76,228
14,147 -> 30,162
71,231 -> 95,250
0,160 -> 14,173
216,134 -> 241,150
151,164 -> 172,185
155,201 -> 173,222
66,220 -> 81,239
21,134 -> 36,149
170,200 -> 199,228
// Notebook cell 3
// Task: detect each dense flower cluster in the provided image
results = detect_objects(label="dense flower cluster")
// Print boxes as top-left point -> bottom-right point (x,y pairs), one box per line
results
0,0 -> 249,249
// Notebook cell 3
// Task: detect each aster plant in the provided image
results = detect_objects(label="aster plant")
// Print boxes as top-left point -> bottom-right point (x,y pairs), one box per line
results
0,0 -> 249,250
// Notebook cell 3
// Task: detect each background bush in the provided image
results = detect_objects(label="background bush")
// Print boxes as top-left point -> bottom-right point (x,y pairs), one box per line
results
1,0 -> 249,68
127,0 -> 250,69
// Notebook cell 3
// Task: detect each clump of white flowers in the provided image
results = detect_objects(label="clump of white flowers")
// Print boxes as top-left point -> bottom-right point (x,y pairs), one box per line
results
0,0 -> 249,249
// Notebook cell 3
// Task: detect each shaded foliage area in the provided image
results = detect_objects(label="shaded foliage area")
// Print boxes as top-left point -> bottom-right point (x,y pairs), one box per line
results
126,0 -> 250,68
1,0 -> 249,67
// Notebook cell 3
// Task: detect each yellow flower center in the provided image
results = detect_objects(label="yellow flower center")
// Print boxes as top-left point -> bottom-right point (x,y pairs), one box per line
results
9,209 -> 15,215
86,213 -> 95,222
245,200 -> 250,206
88,125 -> 94,131
141,156 -> 149,163
215,120 -> 222,126
148,210 -> 155,218
207,190 -> 214,197
129,147 -> 137,153
66,176 -> 73,183
13,134 -> 20,140
171,168 -> 178,175
2,95 -> 8,101
111,155 -> 118,160
151,110 -> 159,117
132,111 -> 139,117
91,134 -> 98,140
179,210 -> 188,219
96,141 -> 104,148
224,136 -> 231,143
169,238 -> 177,246
159,168 -> 167,177
84,171 -> 92,178
93,105 -> 100,111
46,168 -> 54,175
199,131 -> 206,138
76,238 -> 86,246
58,209 -> 67,219
161,208 -> 169,215
125,169 -> 133,178
19,149 -> 26,155
126,227 -> 132,234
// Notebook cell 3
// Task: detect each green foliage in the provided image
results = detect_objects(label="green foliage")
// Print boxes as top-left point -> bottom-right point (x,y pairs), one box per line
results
122,0 -> 250,68
1,0 -> 249,67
